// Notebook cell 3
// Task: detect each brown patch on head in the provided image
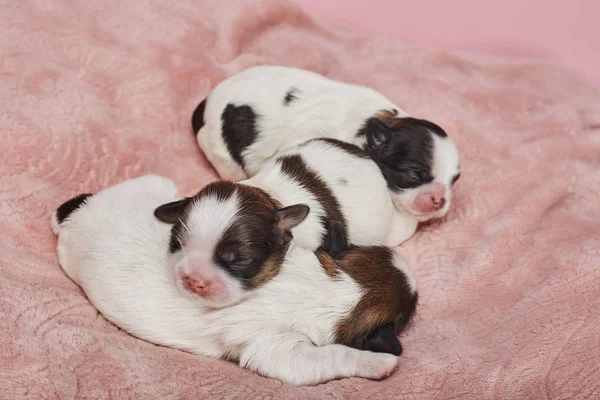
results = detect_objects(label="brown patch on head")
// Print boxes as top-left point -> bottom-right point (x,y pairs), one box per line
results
212,183 -> 291,291
374,111 -> 448,139
156,181 -> 240,253
278,154 -> 346,255
333,246 -> 418,351
309,138 -> 370,159
250,255 -> 285,288
316,251 -> 340,279
199,180 -> 238,201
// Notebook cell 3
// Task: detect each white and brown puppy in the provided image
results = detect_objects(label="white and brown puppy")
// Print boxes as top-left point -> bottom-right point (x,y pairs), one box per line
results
238,138 -> 408,249
52,175 -> 418,386
193,65 -> 461,229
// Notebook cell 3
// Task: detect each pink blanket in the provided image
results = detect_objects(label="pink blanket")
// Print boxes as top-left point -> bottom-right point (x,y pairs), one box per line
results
1,0 -> 599,398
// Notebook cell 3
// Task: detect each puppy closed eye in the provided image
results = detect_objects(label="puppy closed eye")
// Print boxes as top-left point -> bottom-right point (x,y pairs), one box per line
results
216,248 -> 254,272
218,250 -> 248,267
408,170 -> 432,184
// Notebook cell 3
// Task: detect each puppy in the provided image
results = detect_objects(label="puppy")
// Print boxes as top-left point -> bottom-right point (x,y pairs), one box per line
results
242,138 -> 405,249
193,65 -> 461,227
52,175 -> 418,386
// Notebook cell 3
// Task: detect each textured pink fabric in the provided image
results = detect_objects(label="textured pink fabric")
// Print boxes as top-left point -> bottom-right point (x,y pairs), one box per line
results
1,0 -> 599,398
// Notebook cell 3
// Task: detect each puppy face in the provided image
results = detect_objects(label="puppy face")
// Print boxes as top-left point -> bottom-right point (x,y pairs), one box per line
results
155,181 -> 309,309
361,113 -> 460,221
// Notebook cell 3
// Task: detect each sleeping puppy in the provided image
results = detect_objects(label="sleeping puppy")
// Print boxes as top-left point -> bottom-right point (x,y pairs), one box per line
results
239,138 -> 409,249
52,175 -> 417,386
193,65 -> 461,229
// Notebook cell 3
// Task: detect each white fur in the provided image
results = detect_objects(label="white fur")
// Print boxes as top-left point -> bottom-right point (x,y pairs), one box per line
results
242,139 -> 398,248
52,175 -> 399,385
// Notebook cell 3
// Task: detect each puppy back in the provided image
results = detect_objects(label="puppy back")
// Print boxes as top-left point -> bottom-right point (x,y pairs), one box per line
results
327,246 -> 418,351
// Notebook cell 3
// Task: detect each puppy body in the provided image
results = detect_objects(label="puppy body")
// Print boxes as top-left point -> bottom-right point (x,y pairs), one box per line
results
241,138 -> 410,248
195,65 -> 461,230
52,175 -> 417,386
197,66 -> 403,181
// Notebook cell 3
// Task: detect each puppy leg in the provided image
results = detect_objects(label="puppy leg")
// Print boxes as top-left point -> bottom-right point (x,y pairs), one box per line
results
384,210 -> 419,247
239,334 -> 398,386
196,126 -> 248,181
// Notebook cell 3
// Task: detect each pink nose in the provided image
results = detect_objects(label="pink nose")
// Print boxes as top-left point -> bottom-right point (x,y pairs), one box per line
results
184,276 -> 211,295
414,183 -> 447,213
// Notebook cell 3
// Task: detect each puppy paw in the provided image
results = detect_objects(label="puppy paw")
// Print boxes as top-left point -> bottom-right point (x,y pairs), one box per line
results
355,352 -> 398,380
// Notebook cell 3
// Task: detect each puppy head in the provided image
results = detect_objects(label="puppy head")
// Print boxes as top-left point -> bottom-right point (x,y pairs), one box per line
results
361,112 -> 461,221
155,181 -> 309,309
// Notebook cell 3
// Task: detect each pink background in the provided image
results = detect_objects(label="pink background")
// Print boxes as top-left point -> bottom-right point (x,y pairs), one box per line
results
294,0 -> 600,86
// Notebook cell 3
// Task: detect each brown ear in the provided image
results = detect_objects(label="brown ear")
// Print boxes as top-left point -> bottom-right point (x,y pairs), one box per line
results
154,198 -> 191,224
274,204 -> 310,232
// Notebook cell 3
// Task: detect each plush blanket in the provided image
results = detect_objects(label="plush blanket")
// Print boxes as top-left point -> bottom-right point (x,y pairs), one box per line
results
1,0 -> 599,398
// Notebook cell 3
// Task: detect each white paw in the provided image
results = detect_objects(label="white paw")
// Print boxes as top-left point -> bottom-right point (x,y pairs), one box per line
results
355,352 -> 398,380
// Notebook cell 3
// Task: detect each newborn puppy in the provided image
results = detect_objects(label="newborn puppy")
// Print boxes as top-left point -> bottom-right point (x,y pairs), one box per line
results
52,175 -> 417,386
193,65 -> 461,224
238,138 -> 408,249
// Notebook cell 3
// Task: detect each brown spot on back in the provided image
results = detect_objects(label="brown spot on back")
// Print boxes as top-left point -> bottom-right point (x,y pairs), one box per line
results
278,154 -> 347,254
316,251 -> 340,279
333,246 -> 418,349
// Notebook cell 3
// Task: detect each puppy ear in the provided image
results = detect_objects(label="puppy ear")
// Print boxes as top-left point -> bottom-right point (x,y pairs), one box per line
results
364,324 -> 402,356
366,119 -> 392,149
274,204 -> 310,232
154,198 -> 191,224
320,221 -> 349,259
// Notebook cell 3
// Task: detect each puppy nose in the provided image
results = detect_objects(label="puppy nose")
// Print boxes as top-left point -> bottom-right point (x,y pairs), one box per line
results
185,276 -> 210,294
413,183 -> 448,213
432,195 -> 446,210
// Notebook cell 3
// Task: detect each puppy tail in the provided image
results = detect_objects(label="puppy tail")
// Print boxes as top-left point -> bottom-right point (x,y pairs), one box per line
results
51,193 -> 94,235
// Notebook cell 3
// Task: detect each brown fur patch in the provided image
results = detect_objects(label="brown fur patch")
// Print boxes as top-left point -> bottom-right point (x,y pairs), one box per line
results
250,255 -> 285,288
208,182 -> 291,291
310,138 -> 370,159
316,251 -> 340,279
375,109 -> 400,126
235,183 -> 281,211
374,110 -> 448,139
199,180 -> 237,202
333,246 -> 418,348
278,154 -> 347,254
